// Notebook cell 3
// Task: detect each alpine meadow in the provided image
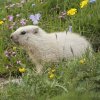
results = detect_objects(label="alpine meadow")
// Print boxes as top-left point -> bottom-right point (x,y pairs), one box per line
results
0,0 -> 100,100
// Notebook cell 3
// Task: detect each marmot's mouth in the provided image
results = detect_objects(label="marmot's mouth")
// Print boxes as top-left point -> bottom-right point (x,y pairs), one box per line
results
12,39 -> 19,45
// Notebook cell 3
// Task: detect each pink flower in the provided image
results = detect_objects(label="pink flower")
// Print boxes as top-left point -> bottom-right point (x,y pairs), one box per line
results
8,22 -> 16,29
4,50 -> 9,57
9,25 -> 14,29
4,50 -> 11,58
20,19 -> 26,26
8,15 -> 13,21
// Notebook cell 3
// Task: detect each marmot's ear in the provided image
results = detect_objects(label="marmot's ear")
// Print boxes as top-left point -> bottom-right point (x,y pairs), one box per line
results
33,28 -> 39,34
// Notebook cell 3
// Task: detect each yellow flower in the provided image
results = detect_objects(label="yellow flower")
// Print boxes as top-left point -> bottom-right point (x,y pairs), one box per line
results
13,47 -> 17,51
49,73 -> 55,79
48,67 -> 56,79
79,58 -> 86,64
80,0 -> 89,8
48,68 -> 56,74
0,20 -> 4,25
51,69 -> 56,73
19,67 -> 26,73
67,8 -> 77,16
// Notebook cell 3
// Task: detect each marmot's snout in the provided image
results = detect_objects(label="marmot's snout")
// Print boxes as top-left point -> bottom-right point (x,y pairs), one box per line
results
10,35 -> 13,39
10,34 -> 15,40
10,34 -> 19,44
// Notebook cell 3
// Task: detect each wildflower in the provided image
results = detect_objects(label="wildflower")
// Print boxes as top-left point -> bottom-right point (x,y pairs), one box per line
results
13,47 -> 17,51
0,20 -> 4,25
79,58 -> 86,64
17,60 -> 21,64
48,67 -> 56,79
49,73 -> 55,79
80,0 -> 89,8
89,0 -> 96,3
5,51 -> 10,57
67,8 -> 77,16
29,13 -> 41,25
68,26 -> 72,32
19,67 -> 26,73
8,25 -> 14,29
8,22 -> 16,29
8,15 -> 13,21
51,69 -> 56,73
48,67 -> 56,73
4,49 -> 17,58
20,19 -> 26,26
4,50 -> 12,58
12,52 -> 16,56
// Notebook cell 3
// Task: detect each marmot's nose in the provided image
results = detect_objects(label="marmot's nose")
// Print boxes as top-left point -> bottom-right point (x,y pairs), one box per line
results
10,35 -> 13,39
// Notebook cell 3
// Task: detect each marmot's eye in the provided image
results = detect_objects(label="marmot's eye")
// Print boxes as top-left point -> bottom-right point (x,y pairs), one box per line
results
20,31 -> 26,35
34,31 -> 38,34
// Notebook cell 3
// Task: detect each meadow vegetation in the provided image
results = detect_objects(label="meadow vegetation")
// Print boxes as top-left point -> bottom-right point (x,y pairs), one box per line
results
0,0 -> 100,100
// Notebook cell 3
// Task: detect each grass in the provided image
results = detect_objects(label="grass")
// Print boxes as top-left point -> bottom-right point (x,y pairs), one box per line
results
0,0 -> 100,100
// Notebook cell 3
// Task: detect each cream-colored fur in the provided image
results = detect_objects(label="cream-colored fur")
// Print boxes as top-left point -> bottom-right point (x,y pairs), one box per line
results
10,25 -> 92,73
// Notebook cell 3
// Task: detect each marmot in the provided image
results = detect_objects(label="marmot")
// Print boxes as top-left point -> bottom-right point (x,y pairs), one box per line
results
10,25 -> 92,73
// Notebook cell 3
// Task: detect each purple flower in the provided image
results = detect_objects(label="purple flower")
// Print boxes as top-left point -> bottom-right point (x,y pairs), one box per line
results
20,19 -> 26,26
90,0 -> 96,3
8,22 -> 16,29
68,26 -> 72,32
4,51 -> 9,57
29,13 -> 41,25
8,15 -> 13,21
4,50 -> 11,58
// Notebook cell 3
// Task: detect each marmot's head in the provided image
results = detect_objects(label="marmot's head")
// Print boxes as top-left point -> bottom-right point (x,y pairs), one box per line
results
10,25 -> 45,46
